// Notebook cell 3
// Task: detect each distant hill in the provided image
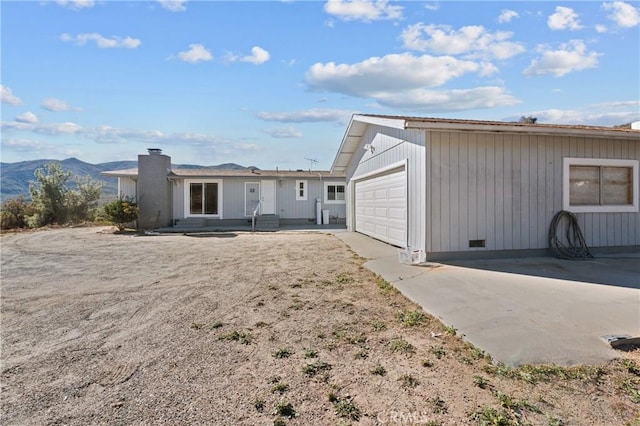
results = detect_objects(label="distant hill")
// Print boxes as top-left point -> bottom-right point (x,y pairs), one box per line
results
0,158 -> 250,202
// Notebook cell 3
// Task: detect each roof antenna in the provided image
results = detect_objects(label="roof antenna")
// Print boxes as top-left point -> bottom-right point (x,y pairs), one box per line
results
304,157 -> 318,171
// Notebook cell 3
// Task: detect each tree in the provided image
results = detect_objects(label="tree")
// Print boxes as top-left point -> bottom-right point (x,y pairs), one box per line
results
518,116 -> 538,124
28,162 -> 71,226
103,197 -> 139,231
27,162 -> 104,227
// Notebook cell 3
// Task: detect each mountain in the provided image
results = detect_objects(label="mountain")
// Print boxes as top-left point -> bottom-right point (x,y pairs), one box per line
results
0,158 -> 250,203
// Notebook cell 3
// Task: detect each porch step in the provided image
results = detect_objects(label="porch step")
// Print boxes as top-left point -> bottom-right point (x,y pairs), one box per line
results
174,218 -> 206,228
255,214 -> 280,231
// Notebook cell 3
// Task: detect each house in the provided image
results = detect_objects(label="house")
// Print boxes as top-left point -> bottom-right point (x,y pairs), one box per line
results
102,149 -> 346,230
331,114 -> 640,261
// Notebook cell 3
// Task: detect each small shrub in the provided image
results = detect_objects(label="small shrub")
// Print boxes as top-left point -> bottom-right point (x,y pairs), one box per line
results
473,375 -> 490,389
390,337 -> 416,355
333,396 -> 361,421
429,396 -> 448,414
472,406 -> 515,425
218,330 -> 252,344
375,276 -> 399,293
271,382 -> 290,394
442,324 -> 457,336
370,319 -> 386,331
273,400 -> 295,418
0,197 -> 33,230
103,196 -> 138,231
399,374 -> 419,389
273,348 -> 294,359
254,399 -> 265,412
302,361 -> 332,377
335,273 -> 354,284
398,309 -> 427,327
371,365 -> 387,376
304,349 -> 318,358
209,321 -> 223,329
429,346 -> 446,359
421,359 -> 434,368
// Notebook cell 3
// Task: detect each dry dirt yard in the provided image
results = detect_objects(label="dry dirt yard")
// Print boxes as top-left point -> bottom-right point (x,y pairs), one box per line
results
1,227 -> 639,426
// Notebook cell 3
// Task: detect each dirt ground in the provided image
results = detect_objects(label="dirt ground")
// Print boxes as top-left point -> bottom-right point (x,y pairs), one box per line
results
1,227 -> 639,425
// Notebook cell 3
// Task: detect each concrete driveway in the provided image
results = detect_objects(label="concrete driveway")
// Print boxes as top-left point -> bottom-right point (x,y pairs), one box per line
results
337,232 -> 640,366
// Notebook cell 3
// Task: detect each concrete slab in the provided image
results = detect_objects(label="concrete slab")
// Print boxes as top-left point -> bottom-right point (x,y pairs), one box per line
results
336,232 -> 640,366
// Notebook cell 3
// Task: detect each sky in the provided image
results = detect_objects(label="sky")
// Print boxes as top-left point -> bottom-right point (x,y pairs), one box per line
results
1,0 -> 639,170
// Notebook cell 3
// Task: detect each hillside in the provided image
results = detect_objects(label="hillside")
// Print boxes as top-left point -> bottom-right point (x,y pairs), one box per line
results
0,158 -> 249,202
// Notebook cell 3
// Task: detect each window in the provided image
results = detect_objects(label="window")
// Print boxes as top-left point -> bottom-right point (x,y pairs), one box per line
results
325,183 -> 345,204
295,180 -> 307,201
185,179 -> 222,217
563,158 -> 639,213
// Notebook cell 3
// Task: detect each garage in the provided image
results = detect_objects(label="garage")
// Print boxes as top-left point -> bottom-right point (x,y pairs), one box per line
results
354,167 -> 407,247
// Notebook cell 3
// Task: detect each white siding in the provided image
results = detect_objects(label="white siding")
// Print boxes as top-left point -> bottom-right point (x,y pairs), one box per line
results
172,177 -> 345,221
427,131 -> 640,253
346,125 -> 426,252
118,177 -> 137,199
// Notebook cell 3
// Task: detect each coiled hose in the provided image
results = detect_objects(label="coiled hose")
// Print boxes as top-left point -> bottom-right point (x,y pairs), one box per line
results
548,210 -> 593,260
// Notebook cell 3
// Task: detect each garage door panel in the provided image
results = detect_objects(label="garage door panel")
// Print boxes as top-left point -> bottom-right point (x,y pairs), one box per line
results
355,168 -> 407,248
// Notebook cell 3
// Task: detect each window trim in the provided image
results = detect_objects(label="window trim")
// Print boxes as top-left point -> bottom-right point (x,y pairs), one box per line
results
563,158 -> 639,213
184,179 -> 223,218
324,182 -> 346,204
295,180 -> 307,201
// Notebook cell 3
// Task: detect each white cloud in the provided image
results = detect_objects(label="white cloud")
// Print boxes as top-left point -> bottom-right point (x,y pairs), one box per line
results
603,1 -> 639,28
60,33 -> 141,49
15,111 -> 38,124
305,53 -> 518,112
323,0 -> 403,22
498,9 -> 519,24
262,126 -> 303,138
401,24 -> 525,60
239,46 -> 271,65
56,0 -> 94,10
524,40 -> 600,77
1,85 -> 22,105
373,86 -> 520,112
511,100 -> 640,126
306,53 -> 487,98
547,6 -> 583,31
177,44 -> 213,63
424,2 -> 439,11
41,97 -> 75,112
595,24 -> 608,33
157,0 -> 187,12
1,137 -> 82,157
257,108 -> 353,124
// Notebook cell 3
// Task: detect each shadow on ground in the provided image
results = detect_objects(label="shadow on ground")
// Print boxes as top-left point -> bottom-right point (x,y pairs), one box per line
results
443,254 -> 640,290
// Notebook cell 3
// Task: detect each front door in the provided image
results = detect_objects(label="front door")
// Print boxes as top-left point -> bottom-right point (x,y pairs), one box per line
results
260,180 -> 276,214
245,182 -> 260,216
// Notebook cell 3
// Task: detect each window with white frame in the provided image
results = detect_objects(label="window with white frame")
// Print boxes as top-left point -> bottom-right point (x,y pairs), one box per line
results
324,182 -> 345,204
295,180 -> 307,201
563,158 -> 639,213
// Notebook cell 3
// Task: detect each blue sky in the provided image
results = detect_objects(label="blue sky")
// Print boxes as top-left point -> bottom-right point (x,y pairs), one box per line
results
1,0 -> 639,169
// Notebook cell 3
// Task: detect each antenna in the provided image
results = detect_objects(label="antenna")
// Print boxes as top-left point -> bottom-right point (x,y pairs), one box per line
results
304,157 -> 318,170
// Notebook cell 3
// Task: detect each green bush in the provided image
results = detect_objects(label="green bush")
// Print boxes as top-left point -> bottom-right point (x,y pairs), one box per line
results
103,197 -> 139,231
0,197 -> 33,230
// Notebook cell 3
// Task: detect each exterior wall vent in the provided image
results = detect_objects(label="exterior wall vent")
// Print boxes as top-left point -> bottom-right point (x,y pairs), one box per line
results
469,239 -> 486,248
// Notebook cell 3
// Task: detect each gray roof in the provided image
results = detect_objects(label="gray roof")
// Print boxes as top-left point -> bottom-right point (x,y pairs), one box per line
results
101,168 -> 344,179
332,113 -> 640,173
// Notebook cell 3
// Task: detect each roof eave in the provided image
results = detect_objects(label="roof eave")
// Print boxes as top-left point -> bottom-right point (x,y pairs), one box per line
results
405,120 -> 640,139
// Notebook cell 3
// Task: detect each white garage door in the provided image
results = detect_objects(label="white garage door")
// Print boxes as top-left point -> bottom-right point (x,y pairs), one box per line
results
355,167 -> 407,248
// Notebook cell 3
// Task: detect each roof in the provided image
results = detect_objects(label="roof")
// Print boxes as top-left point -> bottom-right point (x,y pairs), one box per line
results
101,168 -> 344,179
331,114 -> 640,173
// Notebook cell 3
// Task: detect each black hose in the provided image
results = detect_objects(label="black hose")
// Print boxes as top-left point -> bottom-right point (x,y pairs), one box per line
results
548,210 -> 593,260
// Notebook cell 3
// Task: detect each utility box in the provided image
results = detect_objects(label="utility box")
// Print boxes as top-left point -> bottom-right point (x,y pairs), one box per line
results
322,209 -> 330,225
